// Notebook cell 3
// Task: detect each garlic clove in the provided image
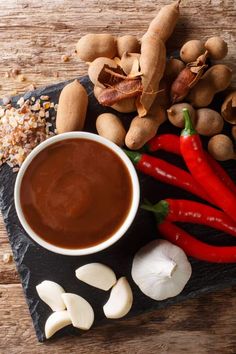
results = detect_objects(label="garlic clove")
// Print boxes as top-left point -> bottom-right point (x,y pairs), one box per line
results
36,280 -> 66,311
103,277 -> 133,319
45,311 -> 71,339
131,239 -> 192,301
75,263 -> 117,291
62,293 -> 94,330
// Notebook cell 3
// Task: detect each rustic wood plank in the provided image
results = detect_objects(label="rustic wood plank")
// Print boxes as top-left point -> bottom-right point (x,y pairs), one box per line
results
0,284 -> 235,354
0,0 -> 236,352
0,221 -> 9,244
0,243 -> 19,284
0,0 -> 235,99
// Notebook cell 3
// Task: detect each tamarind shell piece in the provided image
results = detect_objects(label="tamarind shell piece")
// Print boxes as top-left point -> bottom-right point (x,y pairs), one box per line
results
120,52 -> 141,75
221,91 -> 236,124
97,78 -> 142,106
97,64 -> 126,87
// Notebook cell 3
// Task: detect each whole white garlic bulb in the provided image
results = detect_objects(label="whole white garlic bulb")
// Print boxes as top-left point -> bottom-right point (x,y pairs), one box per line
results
131,239 -> 192,301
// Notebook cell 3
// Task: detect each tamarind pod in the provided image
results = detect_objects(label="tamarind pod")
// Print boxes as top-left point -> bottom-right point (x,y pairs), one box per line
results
138,35 -> 166,117
147,1 -> 181,43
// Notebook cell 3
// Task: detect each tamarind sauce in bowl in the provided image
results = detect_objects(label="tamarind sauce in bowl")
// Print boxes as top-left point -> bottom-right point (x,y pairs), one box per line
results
14,132 -> 140,255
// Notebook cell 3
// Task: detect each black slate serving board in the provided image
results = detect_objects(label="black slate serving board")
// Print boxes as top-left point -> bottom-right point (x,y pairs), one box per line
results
1,76 -> 236,342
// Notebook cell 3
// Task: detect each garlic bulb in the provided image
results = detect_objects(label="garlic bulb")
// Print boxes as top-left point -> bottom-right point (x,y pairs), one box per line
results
131,239 -> 192,300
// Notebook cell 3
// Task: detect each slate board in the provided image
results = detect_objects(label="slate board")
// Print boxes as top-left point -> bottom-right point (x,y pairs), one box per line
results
1,76 -> 236,342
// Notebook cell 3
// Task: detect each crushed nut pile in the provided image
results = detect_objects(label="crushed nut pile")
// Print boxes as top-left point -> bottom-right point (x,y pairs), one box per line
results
0,95 -> 57,171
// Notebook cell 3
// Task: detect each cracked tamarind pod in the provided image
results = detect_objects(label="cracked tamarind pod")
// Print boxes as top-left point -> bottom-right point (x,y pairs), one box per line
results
137,1 -> 181,116
188,65 -> 232,107
221,91 -> 236,124
96,1 -> 181,115
170,51 -> 208,103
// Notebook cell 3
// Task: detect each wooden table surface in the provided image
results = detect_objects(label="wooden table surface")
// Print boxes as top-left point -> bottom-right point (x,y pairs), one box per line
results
0,1 -> 235,353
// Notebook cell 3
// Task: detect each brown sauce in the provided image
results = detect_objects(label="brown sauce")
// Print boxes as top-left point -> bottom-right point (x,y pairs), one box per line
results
20,138 -> 133,249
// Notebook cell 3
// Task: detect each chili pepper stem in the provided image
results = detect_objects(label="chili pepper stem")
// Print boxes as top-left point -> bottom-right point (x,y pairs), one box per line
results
123,149 -> 141,164
141,200 -> 169,224
181,108 -> 197,136
139,145 -> 150,154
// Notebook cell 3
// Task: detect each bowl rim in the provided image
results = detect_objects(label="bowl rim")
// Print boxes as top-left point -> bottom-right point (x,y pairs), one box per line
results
14,132 -> 140,256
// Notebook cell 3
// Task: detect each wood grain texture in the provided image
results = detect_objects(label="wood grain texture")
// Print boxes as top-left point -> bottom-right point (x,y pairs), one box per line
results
0,0 -> 235,352
0,243 -> 18,284
0,0 -> 235,98
0,284 -> 235,354
0,221 -> 9,243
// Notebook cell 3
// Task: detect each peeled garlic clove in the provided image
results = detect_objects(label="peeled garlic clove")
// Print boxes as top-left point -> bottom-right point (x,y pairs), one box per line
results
75,263 -> 116,291
62,293 -> 94,330
131,239 -> 192,301
103,277 -> 133,319
36,280 -> 66,311
45,311 -> 71,339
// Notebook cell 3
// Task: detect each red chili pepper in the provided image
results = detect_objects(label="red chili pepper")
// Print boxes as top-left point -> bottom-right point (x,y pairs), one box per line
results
205,154 -> 236,196
158,221 -> 236,263
142,198 -> 236,238
148,134 -> 180,154
124,150 -> 212,203
147,134 -> 236,195
180,108 -> 236,223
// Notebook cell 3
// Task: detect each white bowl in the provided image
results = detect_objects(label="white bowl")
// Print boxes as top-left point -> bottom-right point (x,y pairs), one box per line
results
14,132 -> 140,256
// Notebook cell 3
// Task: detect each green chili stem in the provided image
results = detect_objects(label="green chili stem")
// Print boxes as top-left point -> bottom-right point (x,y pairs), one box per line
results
123,149 -> 141,164
141,200 -> 169,224
181,108 -> 196,136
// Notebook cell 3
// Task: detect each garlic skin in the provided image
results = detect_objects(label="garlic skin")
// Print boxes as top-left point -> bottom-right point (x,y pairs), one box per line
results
36,280 -> 66,311
45,311 -> 71,339
103,277 -> 133,319
131,239 -> 192,301
75,263 -> 116,291
62,293 -> 94,330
